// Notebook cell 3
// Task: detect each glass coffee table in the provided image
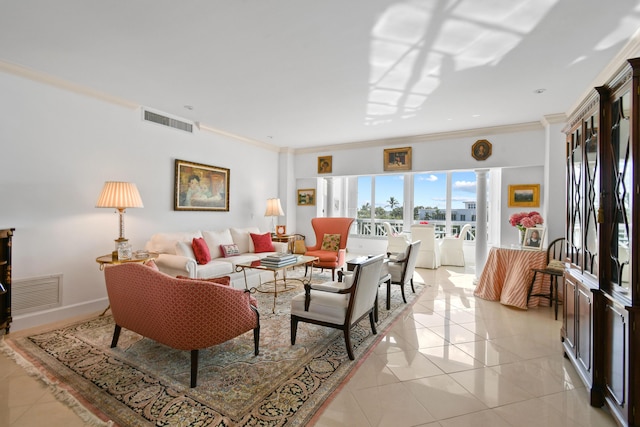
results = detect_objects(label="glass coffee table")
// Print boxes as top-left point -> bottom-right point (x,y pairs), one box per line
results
236,255 -> 318,313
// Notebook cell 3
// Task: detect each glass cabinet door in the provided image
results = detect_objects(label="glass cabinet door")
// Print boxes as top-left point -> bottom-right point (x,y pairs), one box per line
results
583,114 -> 599,277
568,128 -> 583,269
606,90 -> 632,295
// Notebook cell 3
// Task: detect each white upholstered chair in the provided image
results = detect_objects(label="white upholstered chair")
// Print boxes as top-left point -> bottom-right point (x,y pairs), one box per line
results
383,222 -> 410,254
290,254 -> 384,360
386,240 -> 421,309
410,224 -> 440,269
439,223 -> 472,266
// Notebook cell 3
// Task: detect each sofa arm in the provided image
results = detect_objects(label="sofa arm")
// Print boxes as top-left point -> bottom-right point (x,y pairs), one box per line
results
155,254 -> 198,278
272,241 -> 288,253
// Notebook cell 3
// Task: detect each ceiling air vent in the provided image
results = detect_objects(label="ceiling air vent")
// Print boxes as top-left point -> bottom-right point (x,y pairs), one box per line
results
143,108 -> 193,133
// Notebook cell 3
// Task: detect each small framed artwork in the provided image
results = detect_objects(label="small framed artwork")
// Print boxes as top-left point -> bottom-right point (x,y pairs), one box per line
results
523,227 -> 545,250
383,147 -> 412,171
297,188 -> 316,206
174,159 -> 230,211
508,184 -> 540,207
471,139 -> 492,161
318,156 -> 332,174
275,225 -> 287,236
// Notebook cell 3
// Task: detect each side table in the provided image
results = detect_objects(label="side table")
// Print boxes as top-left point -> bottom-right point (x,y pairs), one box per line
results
271,234 -> 296,253
95,252 -> 159,315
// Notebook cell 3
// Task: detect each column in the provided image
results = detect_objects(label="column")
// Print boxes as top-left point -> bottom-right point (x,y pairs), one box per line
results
475,169 -> 489,280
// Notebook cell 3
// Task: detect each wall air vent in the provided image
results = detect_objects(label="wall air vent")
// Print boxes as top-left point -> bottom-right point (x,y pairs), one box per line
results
143,108 -> 193,133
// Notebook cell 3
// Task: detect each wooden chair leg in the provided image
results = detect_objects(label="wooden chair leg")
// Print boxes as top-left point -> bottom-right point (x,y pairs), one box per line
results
526,271 -> 538,305
291,317 -> 298,345
190,349 -> 199,388
400,281 -> 407,303
343,328 -> 354,360
253,325 -> 260,355
410,278 -> 415,293
386,280 -> 392,310
369,311 -> 377,335
110,325 -> 121,348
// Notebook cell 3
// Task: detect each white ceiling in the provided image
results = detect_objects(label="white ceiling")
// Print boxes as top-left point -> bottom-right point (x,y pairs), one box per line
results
2,0 -> 640,150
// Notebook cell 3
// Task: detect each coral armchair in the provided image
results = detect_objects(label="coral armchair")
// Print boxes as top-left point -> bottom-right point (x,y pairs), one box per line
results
304,217 -> 355,280
104,263 -> 260,388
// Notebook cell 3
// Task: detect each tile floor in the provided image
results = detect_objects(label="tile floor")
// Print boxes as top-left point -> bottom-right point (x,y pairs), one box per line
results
0,265 -> 617,427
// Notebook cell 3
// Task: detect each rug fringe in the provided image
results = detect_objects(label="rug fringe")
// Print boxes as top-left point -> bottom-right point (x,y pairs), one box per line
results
0,338 -> 114,427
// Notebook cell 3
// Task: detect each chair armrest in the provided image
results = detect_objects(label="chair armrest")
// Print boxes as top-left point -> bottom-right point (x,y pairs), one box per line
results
155,254 -> 198,277
303,280 -> 352,310
387,252 -> 408,263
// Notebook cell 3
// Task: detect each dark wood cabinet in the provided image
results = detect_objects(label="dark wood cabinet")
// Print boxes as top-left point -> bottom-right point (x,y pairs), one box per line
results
0,228 -> 14,334
563,58 -> 640,426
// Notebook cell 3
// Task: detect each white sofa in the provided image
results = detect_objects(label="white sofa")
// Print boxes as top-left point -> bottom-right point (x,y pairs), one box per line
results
144,227 -> 289,289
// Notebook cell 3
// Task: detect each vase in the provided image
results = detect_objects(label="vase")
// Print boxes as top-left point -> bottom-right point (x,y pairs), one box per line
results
518,229 -> 525,246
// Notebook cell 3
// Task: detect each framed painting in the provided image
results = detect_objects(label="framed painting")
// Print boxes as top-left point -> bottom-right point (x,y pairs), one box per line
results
297,188 -> 316,206
318,156 -> 332,174
523,226 -> 545,250
383,147 -> 412,171
508,184 -> 540,207
174,159 -> 230,211
471,139 -> 492,161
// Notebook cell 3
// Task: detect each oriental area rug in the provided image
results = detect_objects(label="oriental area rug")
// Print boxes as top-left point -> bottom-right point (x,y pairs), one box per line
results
2,269 -> 425,427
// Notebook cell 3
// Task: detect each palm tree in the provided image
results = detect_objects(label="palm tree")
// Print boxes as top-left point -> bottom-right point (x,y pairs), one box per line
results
386,197 -> 399,210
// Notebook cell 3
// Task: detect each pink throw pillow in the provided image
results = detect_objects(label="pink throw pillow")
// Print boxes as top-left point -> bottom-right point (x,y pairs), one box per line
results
250,232 -> 275,253
191,237 -> 211,265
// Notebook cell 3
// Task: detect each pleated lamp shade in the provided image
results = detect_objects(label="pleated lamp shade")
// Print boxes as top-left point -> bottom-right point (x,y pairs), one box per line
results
96,182 -> 144,209
264,198 -> 284,217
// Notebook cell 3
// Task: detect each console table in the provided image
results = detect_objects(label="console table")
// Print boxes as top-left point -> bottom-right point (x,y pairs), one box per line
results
474,246 -> 548,309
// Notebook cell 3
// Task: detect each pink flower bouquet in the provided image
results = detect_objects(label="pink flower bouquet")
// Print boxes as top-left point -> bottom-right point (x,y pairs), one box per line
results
509,211 -> 543,232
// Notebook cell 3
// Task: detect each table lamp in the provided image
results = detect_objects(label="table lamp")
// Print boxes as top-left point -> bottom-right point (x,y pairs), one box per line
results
96,181 -> 144,250
264,198 -> 284,233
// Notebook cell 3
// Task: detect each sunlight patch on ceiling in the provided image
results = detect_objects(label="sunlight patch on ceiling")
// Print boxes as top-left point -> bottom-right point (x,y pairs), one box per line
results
595,15 -> 640,51
365,0 -> 557,127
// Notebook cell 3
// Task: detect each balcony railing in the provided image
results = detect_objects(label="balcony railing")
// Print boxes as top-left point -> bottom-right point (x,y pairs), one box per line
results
354,219 -> 475,240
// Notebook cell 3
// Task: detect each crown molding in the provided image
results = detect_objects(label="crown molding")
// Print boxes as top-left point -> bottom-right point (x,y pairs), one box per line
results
567,27 -> 640,116
0,60 -> 138,109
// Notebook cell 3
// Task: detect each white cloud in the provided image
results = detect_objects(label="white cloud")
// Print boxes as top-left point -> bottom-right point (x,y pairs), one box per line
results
418,174 -> 439,182
454,180 -> 476,192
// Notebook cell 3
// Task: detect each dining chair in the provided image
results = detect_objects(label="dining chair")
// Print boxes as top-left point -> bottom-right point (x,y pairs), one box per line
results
386,240 -> 421,309
383,221 -> 410,254
527,237 -> 566,319
290,254 -> 384,360
410,224 -> 440,269
440,223 -> 471,266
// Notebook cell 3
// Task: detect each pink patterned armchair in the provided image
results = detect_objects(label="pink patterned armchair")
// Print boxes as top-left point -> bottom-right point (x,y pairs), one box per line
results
104,263 -> 260,388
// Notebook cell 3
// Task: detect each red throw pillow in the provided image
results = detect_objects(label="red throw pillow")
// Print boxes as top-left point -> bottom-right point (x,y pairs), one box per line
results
177,275 -> 231,286
191,237 -> 211,265
250,232 -> 275,253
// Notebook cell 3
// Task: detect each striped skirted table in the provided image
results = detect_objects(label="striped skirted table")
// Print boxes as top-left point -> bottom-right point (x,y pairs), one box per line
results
474,246 -> 550,309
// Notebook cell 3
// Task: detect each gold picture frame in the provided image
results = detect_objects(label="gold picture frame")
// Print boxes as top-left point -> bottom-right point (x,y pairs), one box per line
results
471,139 -> 492,161
383,147 -> 412,171
508,184 -> 540,208
297,188 -> 316,206
174,159 -> 230,211
318,156 -> 332,174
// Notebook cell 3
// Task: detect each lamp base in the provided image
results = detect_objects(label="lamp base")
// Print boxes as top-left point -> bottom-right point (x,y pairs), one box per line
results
114,238 -> 129,251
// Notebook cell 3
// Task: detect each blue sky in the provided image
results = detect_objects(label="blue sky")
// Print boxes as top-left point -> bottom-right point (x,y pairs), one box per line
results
358,171 -> 477,210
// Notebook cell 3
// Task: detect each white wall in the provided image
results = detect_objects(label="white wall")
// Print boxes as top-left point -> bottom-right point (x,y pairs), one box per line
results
0,71 -> 280,331
293,128 -> 560,254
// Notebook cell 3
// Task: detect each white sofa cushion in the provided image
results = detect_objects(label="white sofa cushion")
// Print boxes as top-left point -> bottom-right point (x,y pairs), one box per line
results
175,241 -> 196,260
230,227 -> 260,253
202,230 -> 234,259
194,260 -> 235,278
145,231 -> 202,254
